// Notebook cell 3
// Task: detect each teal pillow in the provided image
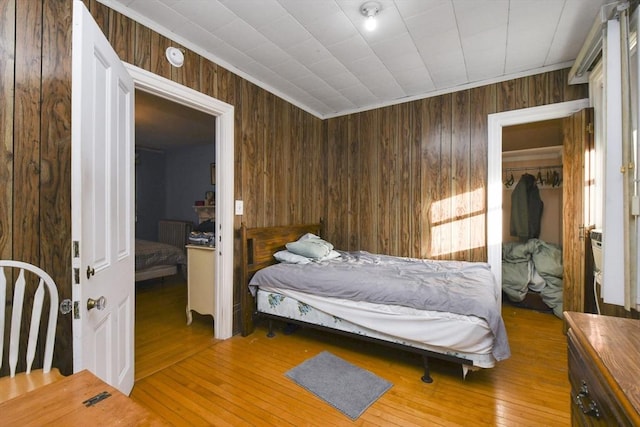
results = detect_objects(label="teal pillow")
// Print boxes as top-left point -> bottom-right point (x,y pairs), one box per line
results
286,238 -> 333,259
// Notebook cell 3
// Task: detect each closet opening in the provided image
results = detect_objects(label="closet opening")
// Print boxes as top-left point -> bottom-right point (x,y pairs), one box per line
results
501,120 -> 564,318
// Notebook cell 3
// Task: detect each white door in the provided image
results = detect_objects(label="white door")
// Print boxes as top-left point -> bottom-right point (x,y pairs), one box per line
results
71,1 -> 135,395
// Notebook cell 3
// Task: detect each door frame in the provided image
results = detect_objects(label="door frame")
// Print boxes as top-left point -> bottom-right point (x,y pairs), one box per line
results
125,64 -> 234,339
487,99 -> 590,289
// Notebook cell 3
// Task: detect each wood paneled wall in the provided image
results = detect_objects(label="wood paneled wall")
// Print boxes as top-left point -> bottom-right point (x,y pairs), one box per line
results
3,0 -> 608,376
325,71 -> 588,262
1,0 -> 325,374
1,0 -> 73,376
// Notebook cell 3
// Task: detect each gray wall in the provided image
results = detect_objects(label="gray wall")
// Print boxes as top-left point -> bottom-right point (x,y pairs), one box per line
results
135,149 -> 166,241
165,144 -> 215,225
135,143 -> 214,241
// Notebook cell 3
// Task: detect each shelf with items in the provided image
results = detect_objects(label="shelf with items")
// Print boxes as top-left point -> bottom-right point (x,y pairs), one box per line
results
193,205 -> 215,224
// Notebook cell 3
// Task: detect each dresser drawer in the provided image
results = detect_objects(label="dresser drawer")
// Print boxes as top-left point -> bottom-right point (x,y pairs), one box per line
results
568,330 -> 630,426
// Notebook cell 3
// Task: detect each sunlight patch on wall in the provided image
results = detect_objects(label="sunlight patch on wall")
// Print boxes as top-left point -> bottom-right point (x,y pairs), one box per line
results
430,188 -> 485,256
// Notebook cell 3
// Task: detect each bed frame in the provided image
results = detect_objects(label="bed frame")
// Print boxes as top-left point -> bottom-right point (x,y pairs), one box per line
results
240,222 -> 473,383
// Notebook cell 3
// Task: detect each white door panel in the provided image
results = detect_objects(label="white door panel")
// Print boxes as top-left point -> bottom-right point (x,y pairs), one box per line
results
71,0 -> 135,395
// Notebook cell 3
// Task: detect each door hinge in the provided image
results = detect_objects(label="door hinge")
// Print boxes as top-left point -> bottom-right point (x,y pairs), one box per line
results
74,301 -> 80,319
74,268 -> 80,284
586,122 -> 594,134
73,241 -> 79,258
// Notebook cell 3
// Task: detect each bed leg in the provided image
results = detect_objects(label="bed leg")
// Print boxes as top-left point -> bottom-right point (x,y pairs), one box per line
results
421,356 -> 433,383
266,320 -> 275,338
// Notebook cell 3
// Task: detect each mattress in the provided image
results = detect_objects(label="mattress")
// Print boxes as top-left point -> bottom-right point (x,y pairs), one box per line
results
135,239 -> 186,271
256,286 -> 496,369
250,250 -> 510,361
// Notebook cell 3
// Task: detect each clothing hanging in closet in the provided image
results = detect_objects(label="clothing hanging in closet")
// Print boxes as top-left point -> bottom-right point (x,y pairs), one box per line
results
510,173 -> 544,241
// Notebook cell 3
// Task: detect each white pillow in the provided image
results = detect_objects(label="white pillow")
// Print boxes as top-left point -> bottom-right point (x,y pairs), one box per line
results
318,250 -> 341,261
274,250 -> 311,264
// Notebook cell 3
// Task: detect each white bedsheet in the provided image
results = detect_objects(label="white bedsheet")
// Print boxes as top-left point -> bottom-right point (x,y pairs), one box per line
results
257,286 -> 496,368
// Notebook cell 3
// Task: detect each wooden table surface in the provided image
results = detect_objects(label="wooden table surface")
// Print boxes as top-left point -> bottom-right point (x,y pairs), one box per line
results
565,311 -> 640,423
0,369 -> 168,426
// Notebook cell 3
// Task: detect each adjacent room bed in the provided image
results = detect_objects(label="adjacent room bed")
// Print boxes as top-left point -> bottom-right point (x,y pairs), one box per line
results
241,223 -> 511,383
135,220 -> 191,282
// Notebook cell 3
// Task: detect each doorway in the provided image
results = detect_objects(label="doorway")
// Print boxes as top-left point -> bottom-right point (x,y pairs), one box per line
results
501,120 -> 564,315
125,64 -> 234,340
487,99 -> 590,295
133,89 -> 216,379
135,90 -> 215,235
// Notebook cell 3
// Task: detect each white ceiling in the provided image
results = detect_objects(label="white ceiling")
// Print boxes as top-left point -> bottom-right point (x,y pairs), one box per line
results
101,0 -> 607,120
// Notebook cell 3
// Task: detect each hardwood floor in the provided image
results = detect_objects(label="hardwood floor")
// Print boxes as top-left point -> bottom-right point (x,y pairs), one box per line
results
135,276 -> 218,381
132,282 -> 570,426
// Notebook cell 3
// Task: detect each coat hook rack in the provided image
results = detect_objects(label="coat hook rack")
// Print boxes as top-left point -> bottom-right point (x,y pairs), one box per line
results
503,165 -> 562,188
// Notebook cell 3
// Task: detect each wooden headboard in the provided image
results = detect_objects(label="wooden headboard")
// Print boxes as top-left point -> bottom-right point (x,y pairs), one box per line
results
240,222 -> 323,336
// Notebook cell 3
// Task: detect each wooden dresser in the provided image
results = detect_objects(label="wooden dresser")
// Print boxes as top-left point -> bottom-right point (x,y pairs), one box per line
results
565,312 -> 640,426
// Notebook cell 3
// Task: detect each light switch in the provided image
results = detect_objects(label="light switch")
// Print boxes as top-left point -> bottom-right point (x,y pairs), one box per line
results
235,200 -> 244,215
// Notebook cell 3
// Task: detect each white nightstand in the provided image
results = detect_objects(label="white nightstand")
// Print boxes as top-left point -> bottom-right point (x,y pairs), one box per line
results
186,245 -> 216,328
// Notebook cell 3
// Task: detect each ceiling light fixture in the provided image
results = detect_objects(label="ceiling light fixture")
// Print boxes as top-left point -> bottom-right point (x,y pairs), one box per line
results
360,1 -> 381,32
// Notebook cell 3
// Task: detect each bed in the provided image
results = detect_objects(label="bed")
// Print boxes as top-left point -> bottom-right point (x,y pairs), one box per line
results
135,220 -> 191,282
241,223 -> 511,383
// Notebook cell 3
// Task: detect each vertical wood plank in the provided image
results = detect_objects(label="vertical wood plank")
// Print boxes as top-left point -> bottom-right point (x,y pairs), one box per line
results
108,9 -> 134,63
87,0 -> 109,36
378,106 -> 392,255
359,109 -> 378,252
42,0 -> 72,375
549,70 -> 565,104
272,97 -> 287,224
14,0 -> 42,264
326,115 -> 349,249
259,89 -> 270,225
497,79 -> 516,113
200,59 -> 218,100
409,103 -> 422,258
528,72 -> 548,106
398,102 -> 418,257
421,96 -> 442,259
439,94 -> 453,260
469,84 -> 495,261
451,90 -> 471,260
346,115 -> 359,251
514,77 -> 529,110
288,107 -> 302,223
0,0 -> 15,260
133,21 -> 151,69
180,48 -> 200,91
150,32 -> 171,79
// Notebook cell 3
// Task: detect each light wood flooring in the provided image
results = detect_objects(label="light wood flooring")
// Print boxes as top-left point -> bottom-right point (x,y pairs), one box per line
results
135,276 -> 218,381
132,278 -> 570,426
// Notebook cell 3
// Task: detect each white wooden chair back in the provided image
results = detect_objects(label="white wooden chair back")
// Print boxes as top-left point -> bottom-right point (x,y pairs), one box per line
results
0,260 -> 59,377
